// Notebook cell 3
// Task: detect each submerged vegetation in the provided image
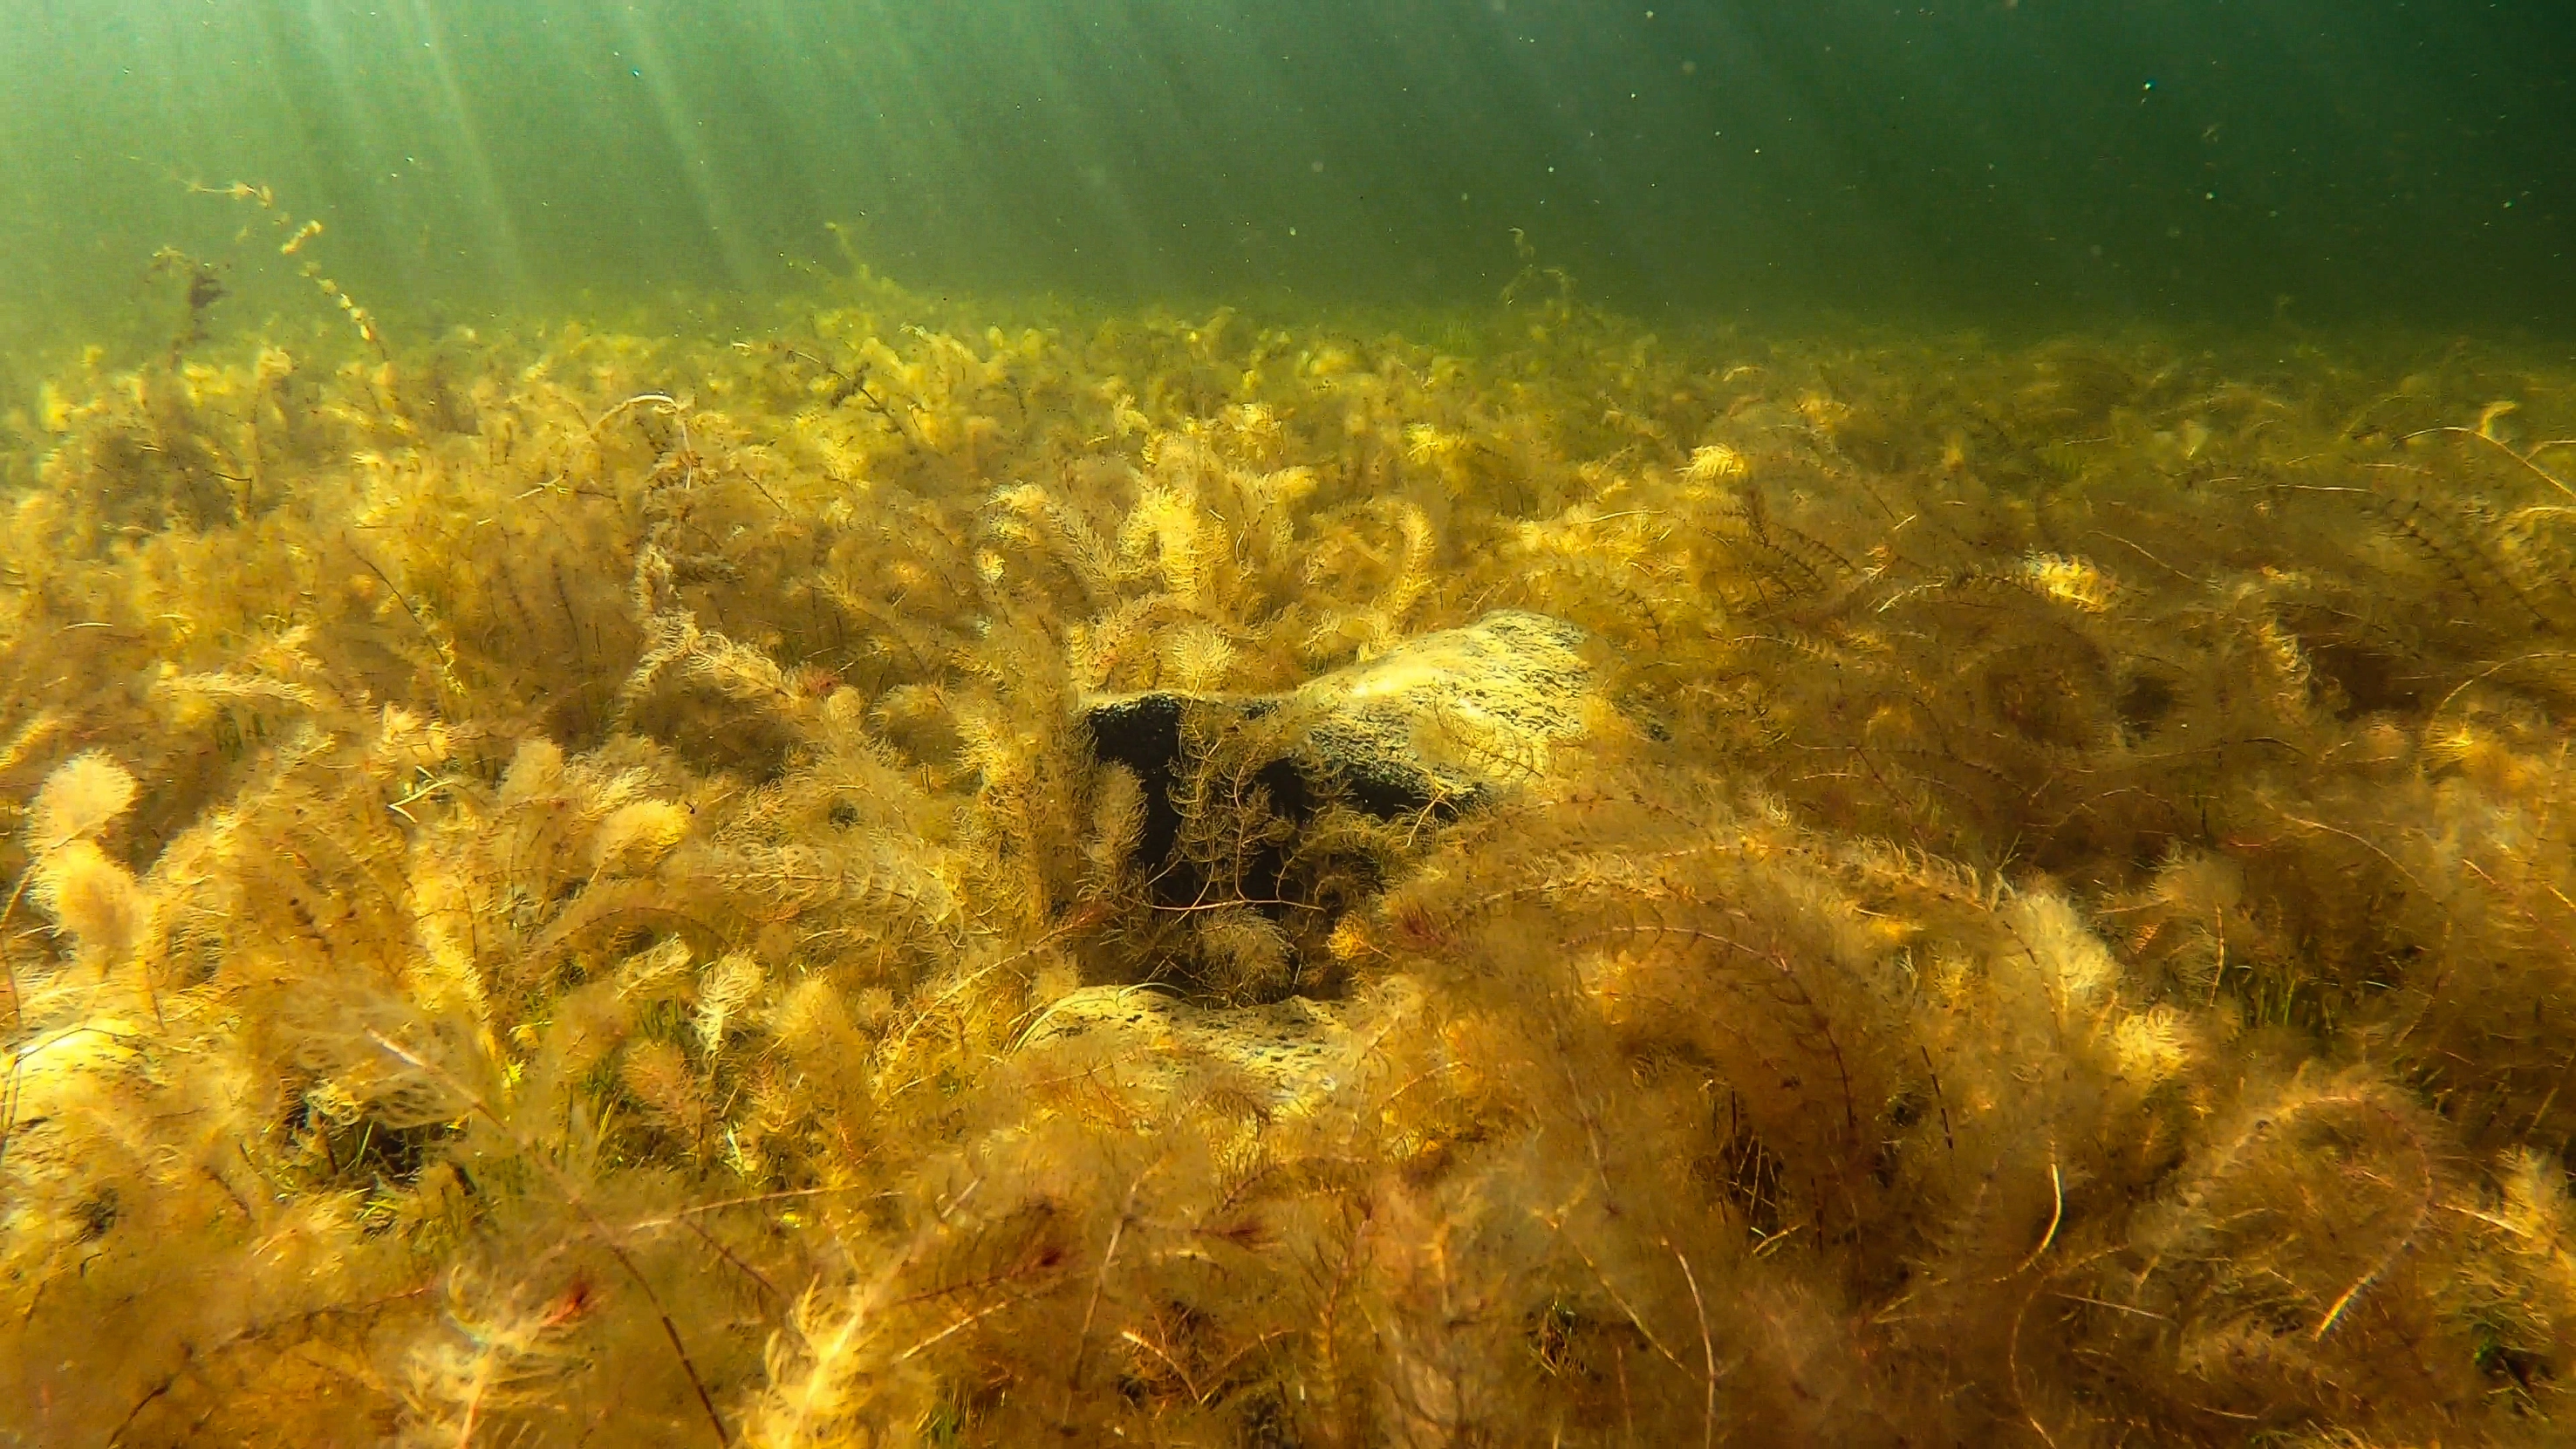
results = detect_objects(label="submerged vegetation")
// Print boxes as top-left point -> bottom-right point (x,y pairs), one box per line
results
9,253 -> 2576,1446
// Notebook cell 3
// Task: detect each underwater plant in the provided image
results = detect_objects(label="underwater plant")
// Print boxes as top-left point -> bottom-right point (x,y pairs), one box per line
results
5,263 -> 2576,1445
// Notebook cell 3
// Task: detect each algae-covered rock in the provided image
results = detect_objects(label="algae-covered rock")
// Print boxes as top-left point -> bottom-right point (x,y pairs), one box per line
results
1293,607 -> 1602,808
1081,609 -> 1607,904
1015,975 -> 1424,1112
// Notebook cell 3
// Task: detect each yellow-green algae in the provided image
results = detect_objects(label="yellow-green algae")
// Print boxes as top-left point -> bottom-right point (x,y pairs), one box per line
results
7,269 -> 2576,1446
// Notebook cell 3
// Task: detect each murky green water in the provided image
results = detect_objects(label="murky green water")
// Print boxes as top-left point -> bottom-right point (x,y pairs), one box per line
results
3,0 -> 2567,360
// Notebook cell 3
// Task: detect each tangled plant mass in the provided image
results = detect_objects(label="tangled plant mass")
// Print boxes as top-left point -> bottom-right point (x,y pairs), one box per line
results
8,264 -> 2576,1446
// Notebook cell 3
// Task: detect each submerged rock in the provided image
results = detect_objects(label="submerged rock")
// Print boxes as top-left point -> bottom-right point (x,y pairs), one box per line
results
1015,976 -> 1425,1113
1081,609 -> 1606,905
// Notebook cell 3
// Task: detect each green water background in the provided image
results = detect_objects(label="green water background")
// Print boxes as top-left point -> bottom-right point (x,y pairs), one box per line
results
1,0 -> 2569,365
